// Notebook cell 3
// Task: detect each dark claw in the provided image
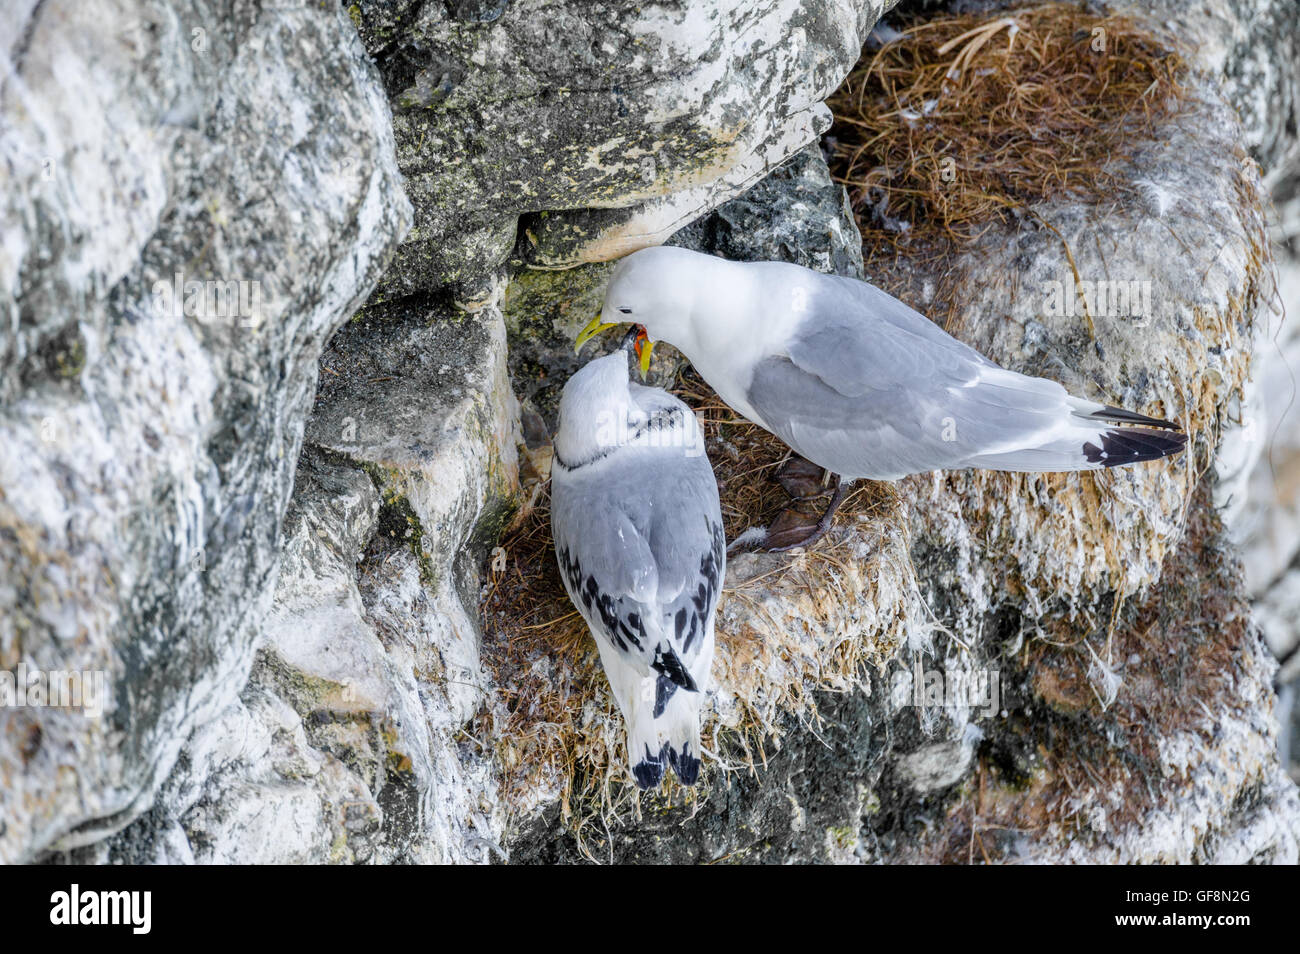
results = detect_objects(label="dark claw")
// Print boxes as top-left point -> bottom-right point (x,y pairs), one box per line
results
729,470 -> 851,554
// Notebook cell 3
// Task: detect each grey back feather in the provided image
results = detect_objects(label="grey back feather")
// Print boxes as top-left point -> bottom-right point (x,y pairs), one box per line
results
747,271 -> 1074,479
551,392 -> 724,689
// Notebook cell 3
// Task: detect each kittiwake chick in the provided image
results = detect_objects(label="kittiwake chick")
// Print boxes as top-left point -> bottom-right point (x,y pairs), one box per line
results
550,332 -> 725,788
579,246 -> 1186,550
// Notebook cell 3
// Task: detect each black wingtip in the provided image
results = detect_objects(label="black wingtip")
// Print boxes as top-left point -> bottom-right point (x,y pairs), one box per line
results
652,674 -> 679,719
632,744 -> 665,789
666,743 -> 701,786
652,644 -> 698,692
1083,427 -> 1188,467
1087,404 -> 1182,432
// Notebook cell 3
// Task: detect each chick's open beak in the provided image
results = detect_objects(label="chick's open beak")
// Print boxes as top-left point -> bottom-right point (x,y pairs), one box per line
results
577,314 -> 655,378
615,324 -> 654,379
574,313 -> 619,353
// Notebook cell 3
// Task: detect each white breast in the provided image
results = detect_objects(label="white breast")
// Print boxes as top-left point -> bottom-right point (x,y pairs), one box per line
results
682,259 -> 813,430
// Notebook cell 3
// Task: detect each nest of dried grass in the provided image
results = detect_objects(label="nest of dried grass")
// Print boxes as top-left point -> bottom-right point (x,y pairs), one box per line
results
477,369 -> 908,852
828,2 -> 1187,269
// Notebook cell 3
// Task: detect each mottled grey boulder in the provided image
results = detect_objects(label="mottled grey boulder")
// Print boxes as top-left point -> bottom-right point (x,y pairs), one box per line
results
1,0 -> 409,864
1143,0 -> 1299,173
93,290 -> 521,864
12,0 -> 1300,866
1188,0 -> 1300,790
670,143 -> 865,279
353,0 -> 892,295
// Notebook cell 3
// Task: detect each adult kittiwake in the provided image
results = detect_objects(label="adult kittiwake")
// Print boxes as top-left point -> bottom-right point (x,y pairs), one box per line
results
578,246 -> 1186,550
551,330 -> 725,788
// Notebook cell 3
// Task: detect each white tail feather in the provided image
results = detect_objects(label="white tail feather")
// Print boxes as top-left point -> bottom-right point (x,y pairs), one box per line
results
594,624 -> 714,789
965,396 -> 1185,472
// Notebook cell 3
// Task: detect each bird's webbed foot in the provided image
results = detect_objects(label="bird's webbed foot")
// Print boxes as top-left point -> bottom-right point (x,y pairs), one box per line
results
728,462 -> 850,553
763,476 -> 849,551
773,455 -> 830,500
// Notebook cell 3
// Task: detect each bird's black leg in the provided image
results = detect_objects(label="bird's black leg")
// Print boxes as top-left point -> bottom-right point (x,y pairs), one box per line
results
763,474 -> 850,552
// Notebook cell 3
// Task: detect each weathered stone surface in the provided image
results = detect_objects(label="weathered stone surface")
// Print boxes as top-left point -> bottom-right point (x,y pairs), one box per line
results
1172,0 -> 1300,793
92,290 -> 521,863
353,0 -> 893,293
1,0 -> 410,864
1146,0 -> 1299,173
1230,192 -> 1300,787
670,143 -> 865,278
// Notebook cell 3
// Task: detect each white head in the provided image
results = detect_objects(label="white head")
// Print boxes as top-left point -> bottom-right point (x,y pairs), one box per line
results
554,351 -> 643,468
603,246 -> 707,344
576,246 -> 722,374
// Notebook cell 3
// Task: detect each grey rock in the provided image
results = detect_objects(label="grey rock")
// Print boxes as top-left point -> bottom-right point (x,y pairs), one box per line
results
897,739 -> 976,794
669,143 -> 865,280
97,291 -> 520,863
11,0 -> 1300,867
353,0 -> 893,293
1158,0 -> 1300,174
2,0 -> 410,864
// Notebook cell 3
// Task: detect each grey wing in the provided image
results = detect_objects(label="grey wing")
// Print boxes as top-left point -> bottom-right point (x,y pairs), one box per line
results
551,448 -> 724,693
643,452 -> 725,672
748,272 -> 1071,479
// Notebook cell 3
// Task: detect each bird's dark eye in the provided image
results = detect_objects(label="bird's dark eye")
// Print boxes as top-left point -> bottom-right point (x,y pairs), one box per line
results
618,307 -> 632,314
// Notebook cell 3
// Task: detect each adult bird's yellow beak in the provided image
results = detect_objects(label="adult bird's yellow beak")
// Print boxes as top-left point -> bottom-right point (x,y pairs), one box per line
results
633,327 -> 655,380
574,313 -> 619,353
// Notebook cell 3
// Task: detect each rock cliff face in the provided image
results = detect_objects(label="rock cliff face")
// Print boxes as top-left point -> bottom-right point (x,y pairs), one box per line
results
4,0 -> 1299,864
1,0 -> 409,864
353,0 -> 891,293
